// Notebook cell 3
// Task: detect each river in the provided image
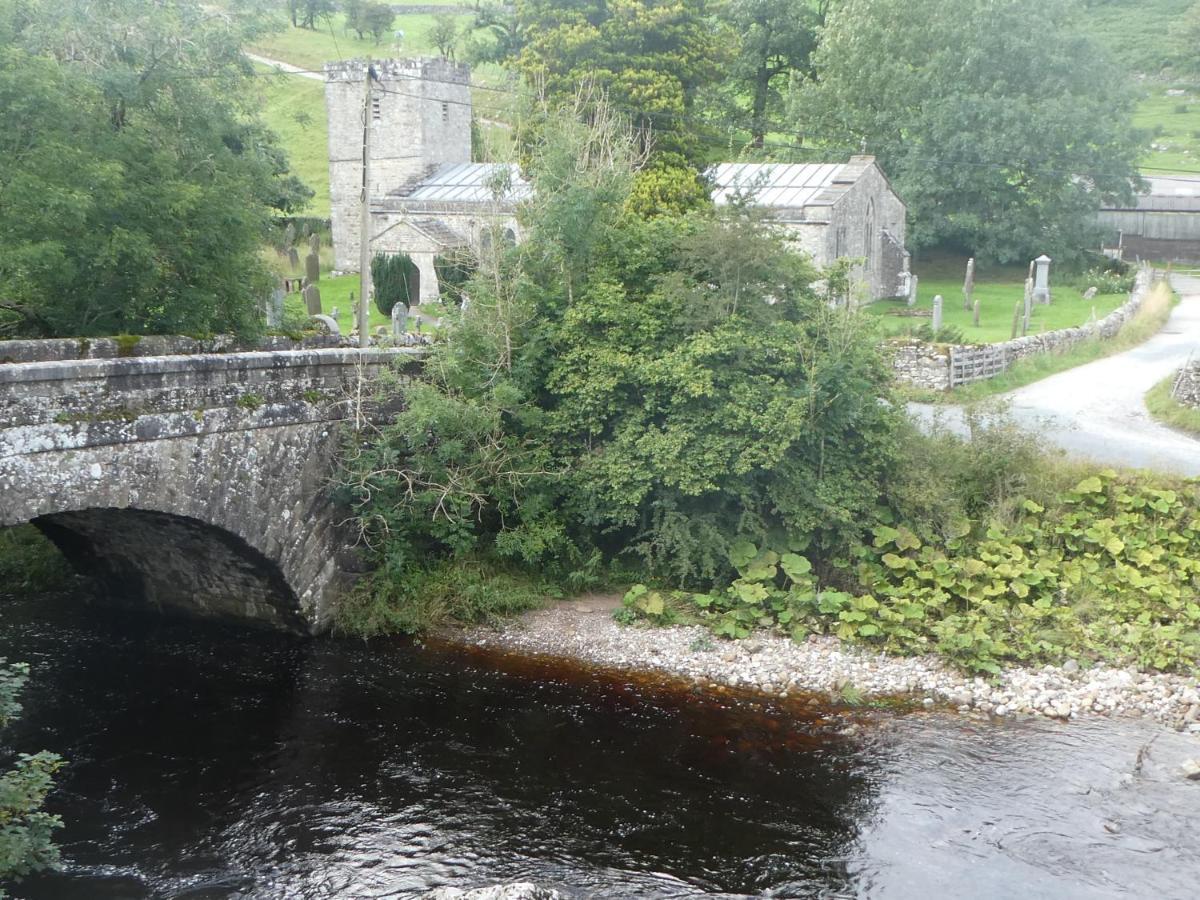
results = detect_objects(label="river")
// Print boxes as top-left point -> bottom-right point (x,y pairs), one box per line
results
1,590 -> 1197,899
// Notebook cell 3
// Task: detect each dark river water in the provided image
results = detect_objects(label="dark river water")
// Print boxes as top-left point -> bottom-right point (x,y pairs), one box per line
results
1,590 -> 1198,899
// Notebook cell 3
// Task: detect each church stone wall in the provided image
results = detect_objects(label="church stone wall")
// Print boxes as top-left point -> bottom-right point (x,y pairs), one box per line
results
325,58 -> 472,272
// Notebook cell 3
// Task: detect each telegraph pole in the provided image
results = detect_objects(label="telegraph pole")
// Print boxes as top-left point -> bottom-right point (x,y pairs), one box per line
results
357,61 -> 375,348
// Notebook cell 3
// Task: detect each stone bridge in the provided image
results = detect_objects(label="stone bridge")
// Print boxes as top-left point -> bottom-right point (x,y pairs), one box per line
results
0,336 -> 419,633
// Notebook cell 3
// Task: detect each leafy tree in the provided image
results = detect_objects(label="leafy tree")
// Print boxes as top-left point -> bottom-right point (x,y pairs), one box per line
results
718,0 -> 824,147
344,0 -> 366,38
0,0 -> 311,338
428,12 -> 463,61
466,1 -> 525,65
362,2 -> 396,43
372,252 -> 419,315
626,153 -> 710,217
0,660 -> 63,895
297,0 -> 336,30
794,0 -> 1142,262
514,0 -> 736,163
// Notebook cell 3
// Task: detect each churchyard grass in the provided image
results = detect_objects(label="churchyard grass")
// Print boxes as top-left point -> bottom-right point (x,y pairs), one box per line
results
282,273 -> 387,336
866,254 -> 1127,344
1145,373 -> 1200,437
918,281 -> 1177,403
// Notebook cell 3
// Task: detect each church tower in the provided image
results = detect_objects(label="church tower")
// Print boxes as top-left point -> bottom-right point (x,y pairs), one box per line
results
324,58 -> 472,272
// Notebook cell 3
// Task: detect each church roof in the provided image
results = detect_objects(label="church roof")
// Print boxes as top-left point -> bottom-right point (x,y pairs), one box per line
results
408,218 -> 468,247
709,162 -> 851,208
389,162 -> 532,205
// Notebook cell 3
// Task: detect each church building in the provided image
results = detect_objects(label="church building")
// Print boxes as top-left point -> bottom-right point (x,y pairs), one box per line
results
325,59 -> 908,306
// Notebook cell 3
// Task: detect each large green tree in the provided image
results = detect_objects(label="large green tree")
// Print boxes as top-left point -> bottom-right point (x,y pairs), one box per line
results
0,0 -> 310,338
716,0 -> 827,147
794,0 -> 1142,262
514,0 -> 735,163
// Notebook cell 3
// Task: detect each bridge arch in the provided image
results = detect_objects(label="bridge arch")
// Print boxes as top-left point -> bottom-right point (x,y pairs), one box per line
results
31,507 -> 306,630
0,345 -> 417,632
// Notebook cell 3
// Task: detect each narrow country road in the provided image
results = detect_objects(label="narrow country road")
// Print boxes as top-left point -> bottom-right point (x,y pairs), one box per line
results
909,274 -> 1200,475
246,52 -> 323,80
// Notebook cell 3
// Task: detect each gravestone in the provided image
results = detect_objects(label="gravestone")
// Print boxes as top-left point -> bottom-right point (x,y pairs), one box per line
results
963,258 -> 975,311
288,247 -> 301,271
305,248 -> 320,284
931,294 -> 944,335
310,314 -> 339,336
1033,254 -> 1051,304
1011,300 -> 1022,339
303,283 -> 322,316
391,302 -> 408,340
907,273 -> 919,308
1082,286 -> 1098,301
266,287 -> 284,329
972,298 -> 981,328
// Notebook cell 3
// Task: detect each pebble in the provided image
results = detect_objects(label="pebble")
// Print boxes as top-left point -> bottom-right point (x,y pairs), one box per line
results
456,609 -> 1200,729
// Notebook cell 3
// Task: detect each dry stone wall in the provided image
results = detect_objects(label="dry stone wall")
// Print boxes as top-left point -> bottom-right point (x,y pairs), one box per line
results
1173,358 -> 1200,408
890,269 -> 1153,391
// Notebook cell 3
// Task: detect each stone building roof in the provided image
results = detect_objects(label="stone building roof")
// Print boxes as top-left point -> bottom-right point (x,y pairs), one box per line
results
407,218 -> 468,247
709,157 -> 883,214
388,162 -> 532,205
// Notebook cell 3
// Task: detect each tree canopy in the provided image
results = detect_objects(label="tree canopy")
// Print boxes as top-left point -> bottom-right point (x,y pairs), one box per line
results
712,0 -> 826,147
514,0 -> 735,164
794,0 -> 1142,262
0,0 -> 310,338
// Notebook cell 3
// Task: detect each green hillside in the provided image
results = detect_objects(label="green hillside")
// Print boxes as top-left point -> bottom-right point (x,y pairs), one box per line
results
256,67 -> 330,217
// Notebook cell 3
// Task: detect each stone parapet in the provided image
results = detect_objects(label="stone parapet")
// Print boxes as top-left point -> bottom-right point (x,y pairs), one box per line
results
0,333 -> 345,365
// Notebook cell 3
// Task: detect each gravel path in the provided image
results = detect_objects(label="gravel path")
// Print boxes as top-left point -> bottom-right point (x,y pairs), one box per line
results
453,598 -> 1200,730
909,273 -> 1200,475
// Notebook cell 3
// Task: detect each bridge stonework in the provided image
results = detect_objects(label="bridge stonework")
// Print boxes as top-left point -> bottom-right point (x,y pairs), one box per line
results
0,345 -> 418,633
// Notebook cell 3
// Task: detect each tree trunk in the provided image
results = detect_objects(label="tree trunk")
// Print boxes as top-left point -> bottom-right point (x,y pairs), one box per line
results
751,65 -> 770,149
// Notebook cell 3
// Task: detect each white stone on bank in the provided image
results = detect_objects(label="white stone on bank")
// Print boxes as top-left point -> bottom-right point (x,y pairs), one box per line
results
456,605 -> 1200,730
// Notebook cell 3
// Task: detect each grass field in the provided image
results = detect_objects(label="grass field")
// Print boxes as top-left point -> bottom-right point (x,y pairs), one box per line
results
255,66 -> 330,216
1145,373 -> 1200,436
866,255 -> 1127,344
252,12 -> 469,71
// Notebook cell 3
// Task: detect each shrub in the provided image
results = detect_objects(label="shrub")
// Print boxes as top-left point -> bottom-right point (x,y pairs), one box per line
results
371,252 -> 419,315
1075,266 -> 1136,294
433,250 -> 476,306
622,464 -> 1200,676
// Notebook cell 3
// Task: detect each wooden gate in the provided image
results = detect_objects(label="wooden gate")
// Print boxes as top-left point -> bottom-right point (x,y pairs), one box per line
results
949,345 -> 1008,387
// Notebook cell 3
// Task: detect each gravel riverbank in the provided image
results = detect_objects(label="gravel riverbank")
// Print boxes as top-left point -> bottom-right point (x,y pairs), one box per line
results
454,598 -> 1200,731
